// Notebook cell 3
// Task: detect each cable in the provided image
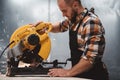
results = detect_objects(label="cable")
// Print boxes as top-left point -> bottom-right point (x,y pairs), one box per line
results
0,41 -> 15,59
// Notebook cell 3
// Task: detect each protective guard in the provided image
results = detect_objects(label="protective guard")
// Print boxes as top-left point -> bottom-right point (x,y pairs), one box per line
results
5,22 -> 68,77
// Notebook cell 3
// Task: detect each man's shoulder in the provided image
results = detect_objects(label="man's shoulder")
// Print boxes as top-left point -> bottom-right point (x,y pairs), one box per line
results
83,12 -> 101,26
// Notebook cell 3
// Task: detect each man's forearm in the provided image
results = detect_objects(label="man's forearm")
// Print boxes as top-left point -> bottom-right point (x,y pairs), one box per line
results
68,58 -> 93,77
51,22 -> 61,33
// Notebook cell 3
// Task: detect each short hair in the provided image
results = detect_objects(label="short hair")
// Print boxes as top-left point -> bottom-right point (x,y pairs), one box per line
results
64,0 -> 81,6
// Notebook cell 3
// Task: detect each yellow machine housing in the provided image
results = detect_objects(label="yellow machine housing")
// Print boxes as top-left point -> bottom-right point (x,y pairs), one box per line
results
9,22 -> 52,60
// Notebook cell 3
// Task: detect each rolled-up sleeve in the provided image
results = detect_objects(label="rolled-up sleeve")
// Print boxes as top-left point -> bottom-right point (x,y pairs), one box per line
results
81,18 -> 105,64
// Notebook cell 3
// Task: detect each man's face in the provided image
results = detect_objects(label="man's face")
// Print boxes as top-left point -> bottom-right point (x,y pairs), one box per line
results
58,0 -> 77,23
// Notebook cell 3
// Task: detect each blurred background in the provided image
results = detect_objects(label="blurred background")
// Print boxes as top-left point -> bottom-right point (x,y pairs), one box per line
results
0,0 -> 120,80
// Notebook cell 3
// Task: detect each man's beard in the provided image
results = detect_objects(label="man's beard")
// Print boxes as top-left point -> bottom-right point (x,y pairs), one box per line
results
70,11 -> 78,24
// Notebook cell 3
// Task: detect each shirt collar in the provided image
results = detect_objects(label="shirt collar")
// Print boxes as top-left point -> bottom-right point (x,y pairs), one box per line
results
69,8 -> 88,30
76,8 -> 88,22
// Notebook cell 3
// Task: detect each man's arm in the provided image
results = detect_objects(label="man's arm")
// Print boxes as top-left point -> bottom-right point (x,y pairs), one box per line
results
67,58 -> 93,76
51,20 -> 69,33
51,22 -> 61,33
48,57 -> 93,77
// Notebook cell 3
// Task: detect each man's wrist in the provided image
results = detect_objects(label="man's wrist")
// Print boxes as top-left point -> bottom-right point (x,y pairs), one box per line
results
66,69 -> 72,77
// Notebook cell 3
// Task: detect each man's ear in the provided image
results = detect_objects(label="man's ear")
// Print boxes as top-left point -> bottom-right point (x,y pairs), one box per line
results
72,1 -> 79,10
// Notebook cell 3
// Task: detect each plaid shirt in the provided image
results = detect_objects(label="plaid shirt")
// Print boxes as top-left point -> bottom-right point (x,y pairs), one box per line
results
60,9 -> 105,64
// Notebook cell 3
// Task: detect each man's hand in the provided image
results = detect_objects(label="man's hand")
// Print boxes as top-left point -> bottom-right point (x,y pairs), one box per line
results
48,68 -> 70,77
31,21 -> 43,27
30,21 -> 48,35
